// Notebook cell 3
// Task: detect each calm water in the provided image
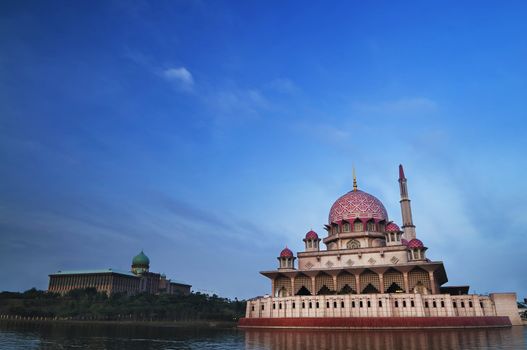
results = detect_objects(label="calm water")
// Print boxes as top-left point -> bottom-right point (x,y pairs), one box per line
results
0,321 -> 525,349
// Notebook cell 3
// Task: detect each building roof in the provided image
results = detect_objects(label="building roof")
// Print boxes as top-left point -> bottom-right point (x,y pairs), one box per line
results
280,247 -> 294,257
305,230 -> 319,240
132,250 -> 150,267
385,222 -> 401,232
328,190 -> 388,224
49,268 -> 137,277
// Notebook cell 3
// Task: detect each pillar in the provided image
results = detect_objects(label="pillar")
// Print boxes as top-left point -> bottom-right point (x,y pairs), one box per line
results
311,276 -> 316,296
333,275 -> 337,292
355,274 -> 361,294
271,279 -> 275,297
378,273 -> 384,293
290,277 -> 295,297
403,272 -> 410,293
428,271 -> 437,294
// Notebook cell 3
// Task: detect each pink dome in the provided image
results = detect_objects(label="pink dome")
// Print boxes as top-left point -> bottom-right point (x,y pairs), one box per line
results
328,190 -> 388,224
305,230 -> 319,240
385,222 -> 401,232
280,247 -> 293,257
407,238 -> 424,249
401,239 -> 409,246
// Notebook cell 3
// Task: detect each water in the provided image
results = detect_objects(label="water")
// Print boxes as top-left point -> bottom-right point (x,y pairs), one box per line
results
0,321 -> 525,349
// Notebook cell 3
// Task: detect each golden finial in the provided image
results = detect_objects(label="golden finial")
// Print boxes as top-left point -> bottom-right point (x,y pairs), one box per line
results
353,166 -> 358,191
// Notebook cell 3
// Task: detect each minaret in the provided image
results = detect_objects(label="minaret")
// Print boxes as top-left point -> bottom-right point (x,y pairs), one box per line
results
398,164 -> 416,240
353,167 -> 358,191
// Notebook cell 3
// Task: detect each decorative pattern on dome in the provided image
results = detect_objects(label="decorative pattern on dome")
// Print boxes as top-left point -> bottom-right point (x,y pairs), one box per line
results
328,190 -> 388,224
305,230 -> 319,240
280,247 -> 293,257
385,222 -> 401,233
407,239 -> 424,249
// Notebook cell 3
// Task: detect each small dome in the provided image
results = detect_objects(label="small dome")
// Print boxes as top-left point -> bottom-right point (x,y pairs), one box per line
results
407,239 -> 424,249
305,230 -> 319,240
385,222 -> 401,233
280,247 -> 293,257
401,239 -> 409,246
132,250 -> 150,267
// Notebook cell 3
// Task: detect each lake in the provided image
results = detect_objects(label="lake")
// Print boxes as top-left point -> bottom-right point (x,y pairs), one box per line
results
0,321 -> 525,349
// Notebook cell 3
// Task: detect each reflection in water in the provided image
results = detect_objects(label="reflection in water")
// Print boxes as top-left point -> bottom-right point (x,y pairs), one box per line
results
0,320 -> 525,349
245,327 -> 527,350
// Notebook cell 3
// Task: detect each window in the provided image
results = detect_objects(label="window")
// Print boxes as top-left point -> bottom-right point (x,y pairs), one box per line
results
261,305 -> 265,310
326,302 -> 330,308
480,302 -> 484,308
352,301 -> 356,308
292,302 -> 296,309
309,302 -> 312,309
425,301 -> 429,308
343,222 -> 350,232
469,301 -> 473,308
360,301 -> 363,308
279,303 -> 282,309
395,301 -> 399,308
453,302 -> 457,308
341,301 -> 345,308
367,221 -> 375,231
403,300 -> 407,308
273,303 -> 276,309
334,301 -> 337,308
367,300 -> 371,308
316,302 -> 319,308
441,301 -> 445,308
411,300 -> 415,307
379,300 -> 383,307
433,301 -> 437,308
354,221 -> 363,232
461,301 -> 465,308
251,305 -> 255,311
302,302 -> 305,309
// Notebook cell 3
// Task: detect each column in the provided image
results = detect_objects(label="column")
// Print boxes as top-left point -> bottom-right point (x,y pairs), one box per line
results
378,273 -> 384,293
290,277 -> 295,297
355,274 -> 361,294
403,272 -> 410,293
332,275 -> 337,292
271,279 -> 275,297
428,271 -> 437,294
311,276 -> 316,296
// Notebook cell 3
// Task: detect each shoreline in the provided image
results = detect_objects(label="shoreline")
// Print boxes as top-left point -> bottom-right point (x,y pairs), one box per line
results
0,318 -> 238,329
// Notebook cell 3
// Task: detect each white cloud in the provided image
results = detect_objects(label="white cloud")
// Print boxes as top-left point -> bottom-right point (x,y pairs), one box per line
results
162,67 -> 194,90
267,78 -> 300,94
353,97 -> 438,115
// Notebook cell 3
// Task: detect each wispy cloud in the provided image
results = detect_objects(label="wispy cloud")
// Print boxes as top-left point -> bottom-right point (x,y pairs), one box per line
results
162,67 -> 194,91
267,78 -> 300,95
353,97 -> 438,115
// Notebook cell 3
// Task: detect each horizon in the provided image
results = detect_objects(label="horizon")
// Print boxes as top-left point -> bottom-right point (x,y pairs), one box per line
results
1,1 -> 526,300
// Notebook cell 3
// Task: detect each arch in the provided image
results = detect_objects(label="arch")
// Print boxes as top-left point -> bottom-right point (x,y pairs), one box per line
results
383,268 -> 404,293
408,267 -> 431,294
274,276 -> 292,297
315,273 -> 334,295
362,283 -> 380,294
294,274 -> 313,295
337,271 -> 356,294
366,219 -> 376,232
360,270 -> 381,294
296,286 -> 311,296
347,239 -> 360,249
353,219 -> 363,232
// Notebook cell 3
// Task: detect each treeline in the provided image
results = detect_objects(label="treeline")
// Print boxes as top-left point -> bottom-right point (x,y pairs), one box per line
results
0,288 -> 246,322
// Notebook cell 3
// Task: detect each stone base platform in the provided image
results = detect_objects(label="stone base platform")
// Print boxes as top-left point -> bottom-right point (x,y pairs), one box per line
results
238,316 -> 512,329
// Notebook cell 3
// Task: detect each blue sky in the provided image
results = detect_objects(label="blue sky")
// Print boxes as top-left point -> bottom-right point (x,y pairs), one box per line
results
1,1 -> 526,299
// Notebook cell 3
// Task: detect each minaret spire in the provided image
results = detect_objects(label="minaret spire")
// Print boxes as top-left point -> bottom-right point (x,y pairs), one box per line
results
353,166 -> 358,191
398,164 -> 416,240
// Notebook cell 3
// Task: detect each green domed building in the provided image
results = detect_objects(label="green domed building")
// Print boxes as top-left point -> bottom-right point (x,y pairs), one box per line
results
48,250 -> 191,296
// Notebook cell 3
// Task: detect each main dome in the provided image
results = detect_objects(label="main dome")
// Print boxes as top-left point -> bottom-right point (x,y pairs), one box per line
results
328,190 -> 388,224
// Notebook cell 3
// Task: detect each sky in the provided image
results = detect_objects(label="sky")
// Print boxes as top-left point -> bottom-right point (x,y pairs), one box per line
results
1,1 -> 526,299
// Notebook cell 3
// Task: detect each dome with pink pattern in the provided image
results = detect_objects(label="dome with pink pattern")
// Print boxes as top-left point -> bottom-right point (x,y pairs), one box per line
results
407,238 -> 424,249
305,230 -> 319,240
279,247 -> 294,257
328,190 -> 388,224
385,222 -> 401,233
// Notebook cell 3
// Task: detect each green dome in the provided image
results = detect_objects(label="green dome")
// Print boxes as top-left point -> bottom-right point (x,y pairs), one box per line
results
132,250 -> 150,267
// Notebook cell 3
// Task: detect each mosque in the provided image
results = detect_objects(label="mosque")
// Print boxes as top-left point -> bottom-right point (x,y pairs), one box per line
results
239,165 -> 521,328
48,251 -> 191,296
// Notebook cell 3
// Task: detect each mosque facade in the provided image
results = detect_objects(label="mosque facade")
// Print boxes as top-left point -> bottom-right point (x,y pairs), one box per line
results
239,165 -> 521,328
48,251 -> 191,296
